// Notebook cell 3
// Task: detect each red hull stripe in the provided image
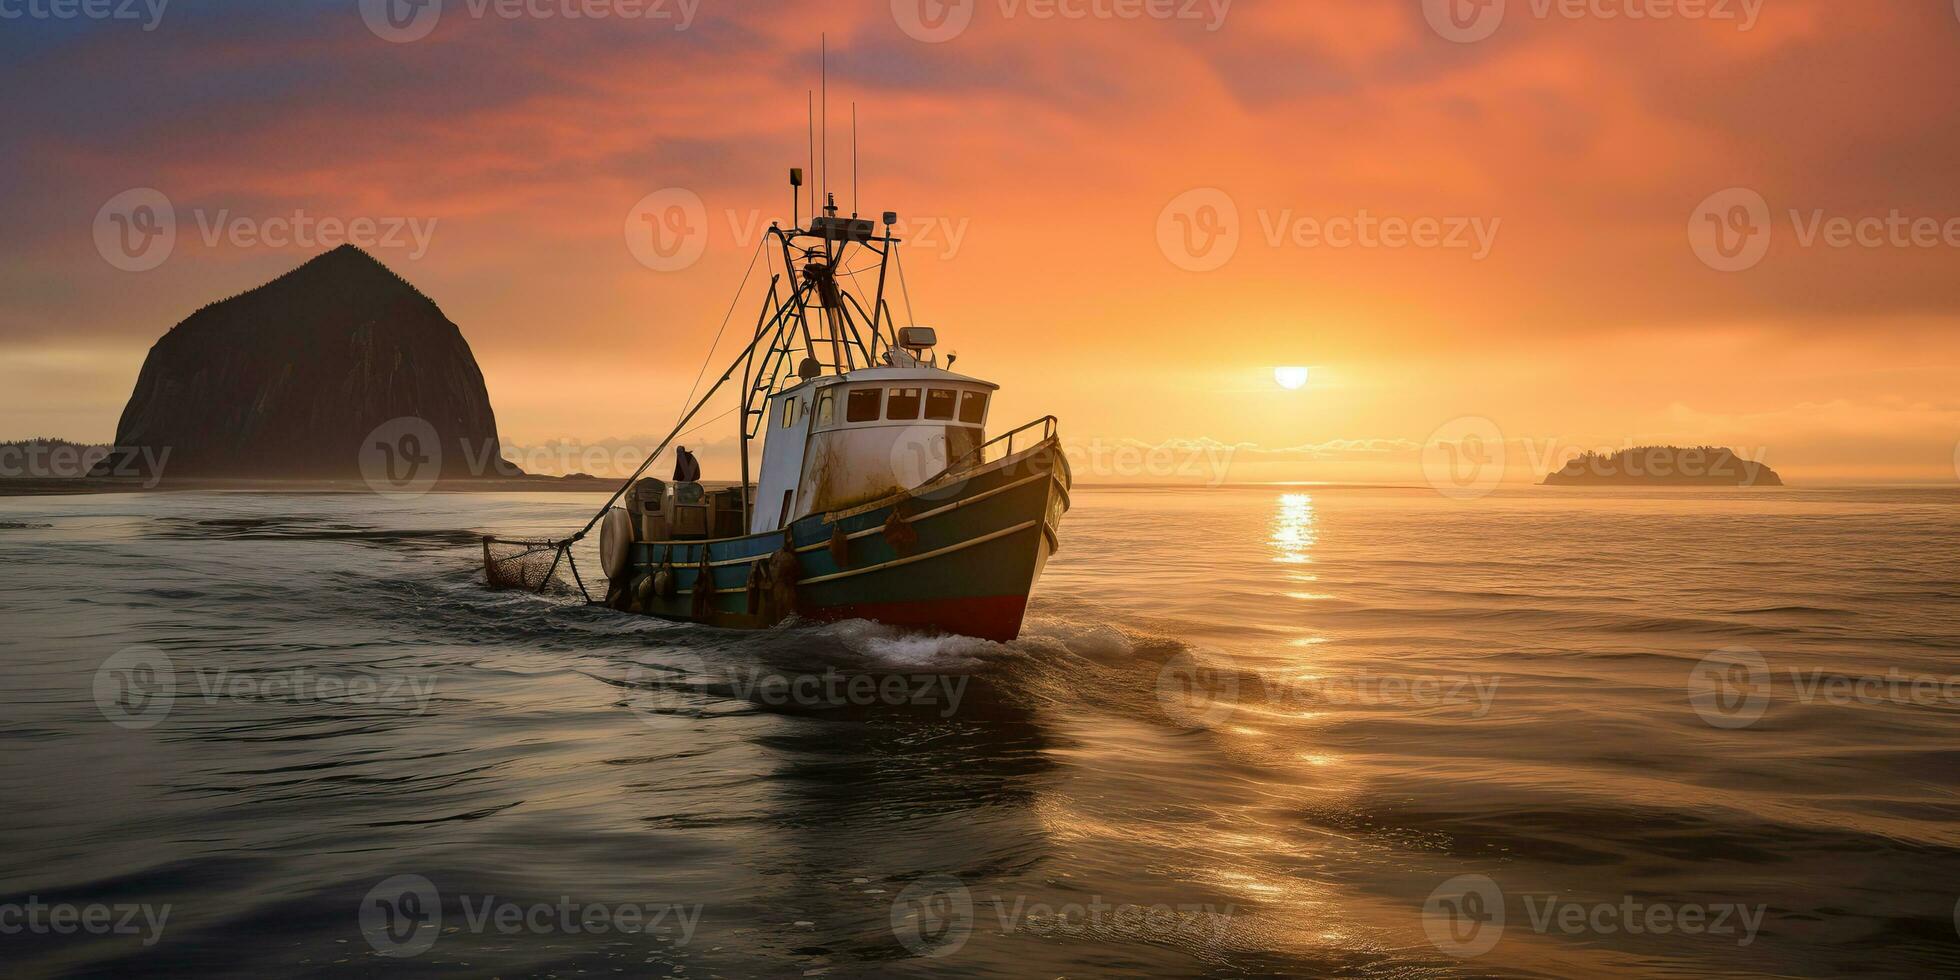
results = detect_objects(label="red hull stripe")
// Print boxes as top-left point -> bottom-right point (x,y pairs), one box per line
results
803,594 -> 1031,643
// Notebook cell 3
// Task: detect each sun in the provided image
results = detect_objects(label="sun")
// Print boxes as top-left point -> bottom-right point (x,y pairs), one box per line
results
1274,366 -> 1310,390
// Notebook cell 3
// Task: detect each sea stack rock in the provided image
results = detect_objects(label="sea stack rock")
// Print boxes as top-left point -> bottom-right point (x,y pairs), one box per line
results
103,246 -> 517,480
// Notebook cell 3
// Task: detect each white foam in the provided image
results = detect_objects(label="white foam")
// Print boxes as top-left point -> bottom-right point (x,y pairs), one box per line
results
826,619 -> 1002,668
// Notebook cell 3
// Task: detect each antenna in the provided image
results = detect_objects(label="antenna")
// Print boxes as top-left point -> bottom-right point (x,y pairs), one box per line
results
805,91 -> 814,227
820,35 -> 828,212
852,102 -> 859,217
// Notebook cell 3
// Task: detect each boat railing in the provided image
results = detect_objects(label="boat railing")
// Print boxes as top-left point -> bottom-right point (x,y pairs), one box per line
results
926,415 -> 1059,485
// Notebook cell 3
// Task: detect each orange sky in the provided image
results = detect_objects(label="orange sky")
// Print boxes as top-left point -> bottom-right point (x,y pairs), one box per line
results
5,0 -> 1960,484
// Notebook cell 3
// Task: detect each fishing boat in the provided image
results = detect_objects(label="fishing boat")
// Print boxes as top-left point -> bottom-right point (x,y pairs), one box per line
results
488,173 -> 1069,642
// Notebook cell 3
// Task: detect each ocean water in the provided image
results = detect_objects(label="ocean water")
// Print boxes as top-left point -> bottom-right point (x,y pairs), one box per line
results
1,486 -> 1958,978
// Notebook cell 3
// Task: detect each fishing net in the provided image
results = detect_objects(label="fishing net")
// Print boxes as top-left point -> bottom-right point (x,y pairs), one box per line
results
482,536 -> 590,599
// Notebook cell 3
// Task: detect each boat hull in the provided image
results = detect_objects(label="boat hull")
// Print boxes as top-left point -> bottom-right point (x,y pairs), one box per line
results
613,437 -> 1069,642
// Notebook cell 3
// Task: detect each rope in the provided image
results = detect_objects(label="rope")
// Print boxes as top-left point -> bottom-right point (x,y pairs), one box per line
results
676,237 -> 766,429
674,405 -> 739,443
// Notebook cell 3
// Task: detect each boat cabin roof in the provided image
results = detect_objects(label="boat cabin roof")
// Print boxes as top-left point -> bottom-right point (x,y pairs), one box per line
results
774,366 -> 1000,397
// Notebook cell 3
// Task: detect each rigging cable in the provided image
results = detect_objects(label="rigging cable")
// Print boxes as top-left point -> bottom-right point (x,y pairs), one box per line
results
674,235 -> 767,430
894,242 -> 917,327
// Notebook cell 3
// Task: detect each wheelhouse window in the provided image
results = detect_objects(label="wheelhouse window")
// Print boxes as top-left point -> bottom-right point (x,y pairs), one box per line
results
958,390 -> 990,425
887,387 -> 923,420
815,389 -> 837,427
845,387 -> 883,423
924,388 -> 958,421
779,397 -> 800,429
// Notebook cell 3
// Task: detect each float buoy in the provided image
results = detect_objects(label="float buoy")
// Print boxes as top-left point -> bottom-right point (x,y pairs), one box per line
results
766,541 -> 802,621
882,501 -> 918,556
829,524 -> 850,568
598,507 -> 633,580
690,549 -> 717,619
746,559 -> 770,615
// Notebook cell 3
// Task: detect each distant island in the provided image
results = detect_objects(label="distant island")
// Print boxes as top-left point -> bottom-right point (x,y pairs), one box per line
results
1543,446 -> 1782,487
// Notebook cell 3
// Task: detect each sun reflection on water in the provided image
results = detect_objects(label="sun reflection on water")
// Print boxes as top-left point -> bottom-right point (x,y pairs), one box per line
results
1269,493 -> 1316,565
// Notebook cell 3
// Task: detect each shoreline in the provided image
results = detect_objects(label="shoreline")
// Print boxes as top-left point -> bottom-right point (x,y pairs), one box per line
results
0,475 -> 627,497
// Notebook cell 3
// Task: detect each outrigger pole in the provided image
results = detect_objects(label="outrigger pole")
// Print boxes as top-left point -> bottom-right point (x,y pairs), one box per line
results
566,272 -> 788,544
564,205 -> 897,537
486,61 -> 907,596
